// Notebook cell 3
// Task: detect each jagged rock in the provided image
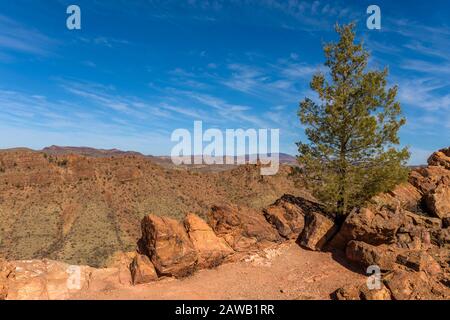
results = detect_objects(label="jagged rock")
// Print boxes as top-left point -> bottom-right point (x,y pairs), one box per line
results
383,270 -> 449,300
427,148 -> 450,170
404,211 -> 442,229
300,212 -> 337,251
373,183 -> 422,213
396,251 -> 442,276
140,214 -> 198,278
424,182 -> 450,219
184,213 -> 234,269
130,254 -> 158,285
430,227 -> 450,247
333,284 -> 361,300
331,206 -> 406,250
360,283 -> 392,300
263,195 -> 324,239
396,224 -> 433,251
208,204 -> 282,252
409,166 -> 450,195
0,259 -> 14,300
346,241 -> 398,271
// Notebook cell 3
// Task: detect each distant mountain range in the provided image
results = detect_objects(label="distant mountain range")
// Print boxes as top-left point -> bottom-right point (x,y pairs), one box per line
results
41,145 -> 298,165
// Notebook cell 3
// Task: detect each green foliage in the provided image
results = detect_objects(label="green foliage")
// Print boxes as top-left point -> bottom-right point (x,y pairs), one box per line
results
297,23 -> 410,218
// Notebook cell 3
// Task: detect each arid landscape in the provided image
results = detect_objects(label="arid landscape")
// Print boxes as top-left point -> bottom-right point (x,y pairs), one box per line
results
1,1 -> 449,306
1,146 -> 449,300
0,146 -> 303,267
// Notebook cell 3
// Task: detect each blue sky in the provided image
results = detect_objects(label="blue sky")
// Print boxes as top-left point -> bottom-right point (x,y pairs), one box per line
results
0,0 -> 449,164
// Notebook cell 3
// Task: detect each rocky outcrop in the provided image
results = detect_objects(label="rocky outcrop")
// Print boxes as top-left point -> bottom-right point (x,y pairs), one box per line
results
395,251 -> 442,276
263,195 -> 324,239
184,213 -> 234,269
345,241 -> 398,272
130,254 -> 158,285
140,214 -> 198,278
300,212 -> 337,251
330,206 -> 407,250
427,147 -> 450,170
424,182 -> 450,219
331,147 -> 450,300
207,204 -> 282,252
384,270 -> 448,300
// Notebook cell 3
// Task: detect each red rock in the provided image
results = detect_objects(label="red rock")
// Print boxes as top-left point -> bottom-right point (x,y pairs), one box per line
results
346,241 -> 398,271
409,166 -> 450,194
184,213 -> 234,269
208,204 -> 281,252
130,254 -> 158,285
396,251 -> 442,276
383,270 -> 449,300
140,214 -> 198,277
263,195 -> 323,239
360,284 -> 392,300
330,206 -> 406,250
427,147 -> 450,170
373,183 -> 422,213
300,212 -> 337,251
424,182 -> 450,219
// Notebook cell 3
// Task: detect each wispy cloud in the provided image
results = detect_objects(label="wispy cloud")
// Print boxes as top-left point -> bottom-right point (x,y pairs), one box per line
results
0,14 -> 56,56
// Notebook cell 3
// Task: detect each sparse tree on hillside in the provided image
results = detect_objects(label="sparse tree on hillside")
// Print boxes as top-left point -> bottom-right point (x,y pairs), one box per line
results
297,23 -> 410,219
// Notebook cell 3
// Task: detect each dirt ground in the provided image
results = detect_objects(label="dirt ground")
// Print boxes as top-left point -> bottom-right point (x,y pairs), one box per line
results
71,242 -> 366,300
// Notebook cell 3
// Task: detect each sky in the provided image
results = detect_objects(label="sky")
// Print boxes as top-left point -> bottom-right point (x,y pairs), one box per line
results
0,0 -> 449,164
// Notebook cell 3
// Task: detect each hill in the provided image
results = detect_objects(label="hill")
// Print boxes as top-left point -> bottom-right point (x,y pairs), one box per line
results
0,148 -> 306,267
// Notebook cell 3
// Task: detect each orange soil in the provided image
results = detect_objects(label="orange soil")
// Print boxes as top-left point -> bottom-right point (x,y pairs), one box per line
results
72,242 -> 365,300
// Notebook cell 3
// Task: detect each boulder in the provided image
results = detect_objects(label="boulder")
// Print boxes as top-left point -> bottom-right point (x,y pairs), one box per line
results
208,204 -> 282,252
396,223 -> 433,251
427,147 -> 450,170
333,285 -> 361,300
263,195 -> 323,239
184,213 -> 234,269
424,182 -> 450,219
409,166 -> 450,195
345,241 -> 398,272
140,214 -> 198,278
130,254 -> 158,285
373,183 -> 422,213
383,270 -> 449,300
300,212 -> 337,251
330,206 -> 407,250
430,228 -> 450,247
396,251 -> 442,276
359,284 -> 392,300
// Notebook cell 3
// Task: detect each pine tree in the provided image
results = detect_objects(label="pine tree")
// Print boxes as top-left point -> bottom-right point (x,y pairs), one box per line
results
297,23 -> 410,219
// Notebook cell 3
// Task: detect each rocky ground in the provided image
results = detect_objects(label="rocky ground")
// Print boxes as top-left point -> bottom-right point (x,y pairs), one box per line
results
0,147 -> 449,300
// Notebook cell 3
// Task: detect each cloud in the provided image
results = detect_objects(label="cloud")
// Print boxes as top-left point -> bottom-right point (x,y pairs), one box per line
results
0,14 -> 56,56
397,78 -> 450,111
